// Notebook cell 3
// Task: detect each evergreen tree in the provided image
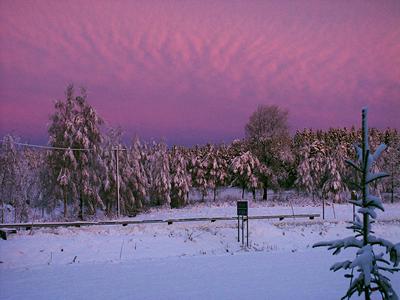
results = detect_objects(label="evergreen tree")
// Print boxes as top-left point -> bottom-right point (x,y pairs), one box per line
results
48,84 -> 104,219
314,108 -> 400,300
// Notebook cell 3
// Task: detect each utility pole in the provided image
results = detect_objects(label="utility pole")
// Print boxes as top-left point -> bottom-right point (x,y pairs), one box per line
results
114,146 -> 120,218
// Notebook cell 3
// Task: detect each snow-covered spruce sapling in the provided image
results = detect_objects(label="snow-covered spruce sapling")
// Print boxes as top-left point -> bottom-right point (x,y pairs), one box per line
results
313,108 -> 400,300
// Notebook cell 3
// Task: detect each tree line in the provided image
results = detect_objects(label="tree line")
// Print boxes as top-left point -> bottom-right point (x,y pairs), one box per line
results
1,85 -> 399,221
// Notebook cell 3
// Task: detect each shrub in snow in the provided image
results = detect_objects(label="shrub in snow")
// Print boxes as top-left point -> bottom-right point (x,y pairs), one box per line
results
314,108 -> 399,300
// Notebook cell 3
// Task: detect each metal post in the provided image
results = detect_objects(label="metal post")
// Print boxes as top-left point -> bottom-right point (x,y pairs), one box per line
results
237,216 -> 240,242
241,216 -> 244,246
246,216 -> 249,247
114,146 -> 120,218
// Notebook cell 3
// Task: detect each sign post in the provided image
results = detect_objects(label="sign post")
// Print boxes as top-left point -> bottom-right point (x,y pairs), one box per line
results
237,201 -> 249,247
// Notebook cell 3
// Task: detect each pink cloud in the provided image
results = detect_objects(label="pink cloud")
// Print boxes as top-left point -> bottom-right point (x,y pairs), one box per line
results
0,0 -> 399,145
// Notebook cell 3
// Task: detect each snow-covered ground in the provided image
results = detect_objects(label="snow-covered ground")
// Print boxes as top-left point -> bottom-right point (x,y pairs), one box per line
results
1,203 -> 399,299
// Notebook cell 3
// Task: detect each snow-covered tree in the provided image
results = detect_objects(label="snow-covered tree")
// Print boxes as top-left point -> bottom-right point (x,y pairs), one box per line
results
148,141 -> 171,206
231,151 -> 260,199
100,127 -> 123,215
207,145 -> 229,201
188,145 -> 210,201
295,141 -> 326,201
381,129 -> 400,203
0,135 -> 21,222
48,84 -> 104,219
314,108 -> 400,300
169,146 -> 191,208
17,147 -> 43,221
124,137 -> 148,212
322,144 -> 348,203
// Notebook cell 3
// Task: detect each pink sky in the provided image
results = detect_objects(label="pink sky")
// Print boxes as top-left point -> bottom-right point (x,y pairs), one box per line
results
0,0 -> 399,145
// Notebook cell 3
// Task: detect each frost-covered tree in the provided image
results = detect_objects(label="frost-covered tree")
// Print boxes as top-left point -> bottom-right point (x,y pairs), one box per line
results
169,146 -> 191,208
322,143 -> 348,203
295,141 -> 326,201
17,147 -> 43,221
381,129 -> 400,203
124,137 -> 148,212
148,142 -> 171,206
0,136 -> 44,222
207,145 -> 229,201
0,135 -> 21,222
188,145 -> 210,201
48,84 -> 104,219
100,128 -> 123,215
231,151 -> 260,199
314,108 -> 400,300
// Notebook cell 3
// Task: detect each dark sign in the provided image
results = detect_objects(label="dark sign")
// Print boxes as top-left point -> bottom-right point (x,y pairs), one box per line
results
237,201 -> 248,216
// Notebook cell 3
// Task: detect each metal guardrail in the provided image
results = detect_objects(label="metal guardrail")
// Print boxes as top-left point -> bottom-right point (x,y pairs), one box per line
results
0,213 -> 320,230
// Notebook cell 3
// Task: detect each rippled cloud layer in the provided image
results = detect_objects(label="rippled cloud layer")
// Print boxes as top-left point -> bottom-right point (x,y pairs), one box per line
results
1,0 -> 399,144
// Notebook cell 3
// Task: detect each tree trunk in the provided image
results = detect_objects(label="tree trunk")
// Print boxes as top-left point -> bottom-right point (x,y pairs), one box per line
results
1,200 -> 3,223
391,169 -> 394,204
213,188 -> 217,201
79,162 -> 84,220
242,187 -> 245,199
263,187 -> 267,200
252,188 -> 256,200
79,195 -> 83,220
63,187 -> 67,218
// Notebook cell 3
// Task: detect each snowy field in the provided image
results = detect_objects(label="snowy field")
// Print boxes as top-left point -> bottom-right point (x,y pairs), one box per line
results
1,203 -> 399,299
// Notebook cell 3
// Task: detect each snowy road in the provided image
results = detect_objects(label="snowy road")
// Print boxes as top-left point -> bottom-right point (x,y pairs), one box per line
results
1,249 -> 399,300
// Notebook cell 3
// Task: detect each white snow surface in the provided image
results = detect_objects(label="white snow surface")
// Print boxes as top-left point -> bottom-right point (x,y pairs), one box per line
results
1,203 -> 399,299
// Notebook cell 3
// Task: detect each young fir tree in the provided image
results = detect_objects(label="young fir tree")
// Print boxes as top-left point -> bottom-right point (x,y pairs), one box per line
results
313,108 -> 400,300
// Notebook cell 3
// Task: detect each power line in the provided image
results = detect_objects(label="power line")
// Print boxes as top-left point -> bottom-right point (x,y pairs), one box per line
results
0,138 -> 129,152
0,139 -> 93,151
